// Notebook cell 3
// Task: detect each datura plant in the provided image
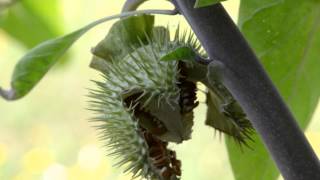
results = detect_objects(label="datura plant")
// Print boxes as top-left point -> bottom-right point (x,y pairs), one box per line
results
88,15 -> 253,179
2,0 -> 320,179
0,1 -> 254,180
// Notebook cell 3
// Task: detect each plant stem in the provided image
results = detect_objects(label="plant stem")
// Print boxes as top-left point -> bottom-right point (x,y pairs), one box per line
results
88,9 -> 177,29
172,1 -> 320,179
122,0 -> 149,12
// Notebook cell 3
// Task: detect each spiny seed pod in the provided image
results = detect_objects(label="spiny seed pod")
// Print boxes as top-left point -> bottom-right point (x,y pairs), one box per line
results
88,15 -> 254,179
88,15 -> 201,180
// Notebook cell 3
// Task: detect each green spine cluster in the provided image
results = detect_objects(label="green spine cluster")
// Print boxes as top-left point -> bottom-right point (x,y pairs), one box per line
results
89,86 -> 158,178
89,20 -> 189,179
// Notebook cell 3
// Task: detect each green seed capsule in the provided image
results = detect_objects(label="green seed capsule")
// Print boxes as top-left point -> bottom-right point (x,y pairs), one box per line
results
89,15 -> 199,179
88,14 -> 254,179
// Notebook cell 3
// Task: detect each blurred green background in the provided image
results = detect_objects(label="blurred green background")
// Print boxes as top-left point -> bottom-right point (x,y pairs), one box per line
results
0,0 -> 319,179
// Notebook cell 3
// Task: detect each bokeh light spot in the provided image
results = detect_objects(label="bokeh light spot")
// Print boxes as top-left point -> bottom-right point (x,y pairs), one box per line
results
0,143 -> 8,167
22,147 -> 55,174
43,163 -> 68,180
77,144 -> 102,170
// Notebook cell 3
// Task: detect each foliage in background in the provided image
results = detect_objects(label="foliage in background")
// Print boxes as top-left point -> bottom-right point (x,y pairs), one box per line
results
227,0 -> 320,179
0,0 -> 63,48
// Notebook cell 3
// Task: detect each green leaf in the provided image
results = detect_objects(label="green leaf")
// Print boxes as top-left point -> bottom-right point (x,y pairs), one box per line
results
0,12 -> 155,100
90,15 -> 154,72
194,0 -> 226,8
0,28 -> 87,100
0,0 -> 63,48
227,1 -> 320,179
160,46 -> 196,62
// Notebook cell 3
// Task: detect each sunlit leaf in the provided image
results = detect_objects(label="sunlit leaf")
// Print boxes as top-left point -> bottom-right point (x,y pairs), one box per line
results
227,1 -> 320,179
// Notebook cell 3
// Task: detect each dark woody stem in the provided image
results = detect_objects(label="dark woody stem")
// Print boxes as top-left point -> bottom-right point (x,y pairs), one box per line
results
172,0 -> 320,179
